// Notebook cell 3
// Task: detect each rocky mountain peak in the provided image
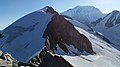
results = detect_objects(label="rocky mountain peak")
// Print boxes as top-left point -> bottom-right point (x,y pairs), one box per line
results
45,6 -> 56,14
104,10 -> 120,28
43,7 -> 95,55
91,10 -> 120,28
112,10 -> 120,14
41,6 -> 58,15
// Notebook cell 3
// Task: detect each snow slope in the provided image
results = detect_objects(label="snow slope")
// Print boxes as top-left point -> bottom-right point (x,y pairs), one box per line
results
0,8 -> 53,62
62,5 -> 104,25
62,26 -> 120,67
64,17 -> 93,31
91,10 -> 120,51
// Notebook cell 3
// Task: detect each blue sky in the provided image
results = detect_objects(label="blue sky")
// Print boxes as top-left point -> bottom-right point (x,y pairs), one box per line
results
0,0 -> 120,30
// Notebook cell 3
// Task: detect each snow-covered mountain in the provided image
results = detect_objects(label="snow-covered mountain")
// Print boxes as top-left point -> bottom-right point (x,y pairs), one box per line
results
91,10 -> 120,51
0,6 -> 120,67
62,5 -> 104,25
0,6 -> 53,62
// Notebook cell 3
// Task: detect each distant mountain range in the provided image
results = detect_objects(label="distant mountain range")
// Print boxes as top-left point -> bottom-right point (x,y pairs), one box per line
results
0,6 -> 120,67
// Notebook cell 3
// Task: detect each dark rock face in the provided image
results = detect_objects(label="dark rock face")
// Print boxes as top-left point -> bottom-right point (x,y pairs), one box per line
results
0,51 -> 18,67
0,33 -> 4,38
39,50 -> 73,67
43,7 -> 95,55
28,49 -> 73,67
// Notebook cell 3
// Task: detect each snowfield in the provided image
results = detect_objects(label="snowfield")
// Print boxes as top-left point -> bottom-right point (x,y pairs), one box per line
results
61,26 -> 120,67
0,10 -> 53,62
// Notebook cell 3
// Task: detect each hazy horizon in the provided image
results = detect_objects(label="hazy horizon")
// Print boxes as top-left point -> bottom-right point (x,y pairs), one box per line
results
0,0 -> 120,30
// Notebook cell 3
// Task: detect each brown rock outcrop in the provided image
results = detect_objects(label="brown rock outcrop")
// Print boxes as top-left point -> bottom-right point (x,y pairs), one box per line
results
43,7 -> 95,55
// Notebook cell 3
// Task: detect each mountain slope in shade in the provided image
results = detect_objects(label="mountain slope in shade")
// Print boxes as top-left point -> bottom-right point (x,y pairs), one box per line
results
0,7 -> 53,62
91,10 -> 120,51
62,5 -> 104,25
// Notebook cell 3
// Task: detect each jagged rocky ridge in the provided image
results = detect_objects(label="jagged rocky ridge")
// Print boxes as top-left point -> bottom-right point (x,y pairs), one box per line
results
0,51 -> 18,67
28,49 -> 73,67
0,50 -> 73,67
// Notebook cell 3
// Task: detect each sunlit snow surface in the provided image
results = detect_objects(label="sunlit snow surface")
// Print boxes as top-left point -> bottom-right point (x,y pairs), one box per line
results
62,26 -> 120,67
0,11 -> 52,62
62,6 -> 103,25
